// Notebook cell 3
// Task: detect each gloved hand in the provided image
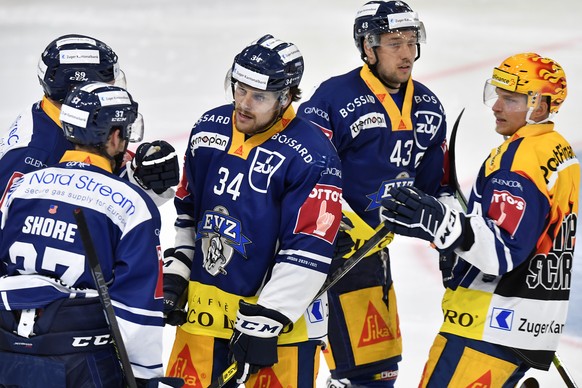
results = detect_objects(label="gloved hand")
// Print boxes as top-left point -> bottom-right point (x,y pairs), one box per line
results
136,377 -> 184,387
334,215 -> 355,259
380,186 -> 466,255
132,140 -> 179,194
229,301 -> 291,384
163,248 -> 190,326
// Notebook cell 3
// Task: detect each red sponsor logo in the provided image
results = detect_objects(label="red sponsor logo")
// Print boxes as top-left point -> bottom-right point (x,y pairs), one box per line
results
358,302 -> 396,347
312,122 -> 333,140
488,190 -> 526,236
294,184 -> 342,244
168,344 -> 203,388
175,170 -> 190,200
0,171 -> 23,208
252,368 -> 284,388
155,245 -> 163,299
467,370 -> 492,388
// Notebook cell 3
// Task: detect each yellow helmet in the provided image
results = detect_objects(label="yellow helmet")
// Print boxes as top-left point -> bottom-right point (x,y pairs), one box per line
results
490,52 -> 567,114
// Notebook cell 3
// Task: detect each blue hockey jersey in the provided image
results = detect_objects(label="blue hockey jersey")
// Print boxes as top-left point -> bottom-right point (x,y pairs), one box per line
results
171,104 -> 343,343
0,98 -> 73,206
0,97 -> 172,208
0,150 -> 165,379
298,64 -> 448,249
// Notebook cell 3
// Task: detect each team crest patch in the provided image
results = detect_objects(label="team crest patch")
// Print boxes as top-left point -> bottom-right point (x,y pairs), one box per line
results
248,147 -> 285,193
488,190 -> 526,236
196,206 -> 251,276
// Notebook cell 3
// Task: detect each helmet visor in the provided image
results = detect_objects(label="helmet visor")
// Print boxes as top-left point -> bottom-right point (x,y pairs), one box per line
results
233,82 -> 287,114
127,112 -> 144,143
113,68 -> 127,89
483,80 -> 538,112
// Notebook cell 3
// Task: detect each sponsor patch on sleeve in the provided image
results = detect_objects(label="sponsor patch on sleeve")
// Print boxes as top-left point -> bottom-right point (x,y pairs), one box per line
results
294,184 -> 342,244
488,190 -> 526,236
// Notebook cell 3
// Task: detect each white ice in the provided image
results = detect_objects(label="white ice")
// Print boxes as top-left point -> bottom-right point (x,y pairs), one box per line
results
1,0 -> 581,386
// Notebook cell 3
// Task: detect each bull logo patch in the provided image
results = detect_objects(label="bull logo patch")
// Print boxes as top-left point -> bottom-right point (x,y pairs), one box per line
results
197,206 -> 251,276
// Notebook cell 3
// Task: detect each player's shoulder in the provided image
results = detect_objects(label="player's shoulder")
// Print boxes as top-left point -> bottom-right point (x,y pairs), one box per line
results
305,67 -> 362,100
191,104 -> 233,132
411,79 -> 444,103
284,115 -> 340,159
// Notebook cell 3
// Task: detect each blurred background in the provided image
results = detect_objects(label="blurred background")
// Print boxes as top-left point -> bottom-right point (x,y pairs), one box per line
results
1,0 -> 580,385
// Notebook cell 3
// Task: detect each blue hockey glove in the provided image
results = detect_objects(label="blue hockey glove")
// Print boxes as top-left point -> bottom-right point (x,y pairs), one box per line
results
334,215 -> 355,259
132,140 -> 180,194
136,377 -> 184,387
380,186 -> 466,255
229,301 -> 291,384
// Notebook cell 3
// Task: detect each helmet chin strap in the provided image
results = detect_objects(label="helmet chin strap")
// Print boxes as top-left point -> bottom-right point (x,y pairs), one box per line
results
525,107 -> 555,125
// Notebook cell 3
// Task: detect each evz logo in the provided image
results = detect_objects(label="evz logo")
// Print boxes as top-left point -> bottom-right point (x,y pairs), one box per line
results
248,147 -> 285,193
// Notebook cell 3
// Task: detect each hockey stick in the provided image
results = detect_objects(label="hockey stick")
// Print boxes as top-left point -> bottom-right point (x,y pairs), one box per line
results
553,353 -> 578,388
447,110 -> 578,388
73,208 -> 138,388
207,223 -> 393,388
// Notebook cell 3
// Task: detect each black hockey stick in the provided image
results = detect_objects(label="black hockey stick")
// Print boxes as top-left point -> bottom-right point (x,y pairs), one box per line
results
73,208 -> 138,388
207,223 -> 393,388
315,222 -> 392,299
448,108 -> 467,207
447,111 -> 578,388
553,353 -> 578,388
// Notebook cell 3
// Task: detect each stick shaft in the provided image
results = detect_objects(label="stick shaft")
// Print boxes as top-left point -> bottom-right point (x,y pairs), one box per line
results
74,208 -> 138,388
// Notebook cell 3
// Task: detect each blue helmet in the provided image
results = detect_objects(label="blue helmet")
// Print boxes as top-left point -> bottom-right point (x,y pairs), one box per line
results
353,1 -> 426,61
38,34 -> 120,103
230,34 -> 304,92
60,82 -> 142,147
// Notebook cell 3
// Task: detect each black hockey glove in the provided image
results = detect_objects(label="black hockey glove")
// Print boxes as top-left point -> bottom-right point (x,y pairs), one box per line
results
229,301 -> 291,384
334,215 -> 355,260
132,140 -> 179,194
136,377 -> 184,387
380,186 -> 468,255
163,248 -> 190,326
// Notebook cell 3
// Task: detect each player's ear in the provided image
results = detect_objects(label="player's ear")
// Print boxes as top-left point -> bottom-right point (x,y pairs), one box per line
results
363,36 -> 377,65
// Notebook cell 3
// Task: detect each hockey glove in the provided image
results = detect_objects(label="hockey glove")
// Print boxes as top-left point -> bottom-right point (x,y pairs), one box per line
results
334,215 -> 355,260
163,248 -> 190,326
229,301 -> 291,384
380,186 -> 466,255
136,377 -> 184,387
132,140 -> 179,194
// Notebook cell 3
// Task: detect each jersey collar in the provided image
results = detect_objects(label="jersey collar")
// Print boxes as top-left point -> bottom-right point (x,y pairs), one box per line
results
40,96 -> 63,128
510,122 -> 555,141
360,64 -> 414,131
228,105 -> 296,159
59,150 -> 113,173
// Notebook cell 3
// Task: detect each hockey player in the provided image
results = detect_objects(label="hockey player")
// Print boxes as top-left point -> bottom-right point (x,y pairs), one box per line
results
0,82 -> 183,387
162,34 -> 343,387
0,34 -> 179,209
297,1 -> 449,386
381,53 -> 578,386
